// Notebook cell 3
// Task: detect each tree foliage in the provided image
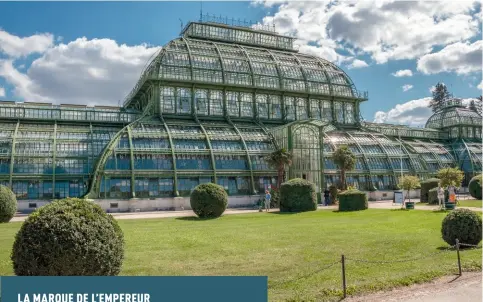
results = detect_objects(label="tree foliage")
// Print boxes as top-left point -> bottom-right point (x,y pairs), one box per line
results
265,148 -> 292,189
429,82 -> 451,113
437,167 -> 464,188
469,96 -> 482,115
332,145 -> 356,190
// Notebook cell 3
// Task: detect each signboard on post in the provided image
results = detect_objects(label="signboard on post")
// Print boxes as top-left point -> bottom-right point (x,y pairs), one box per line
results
394,191 -> 404,205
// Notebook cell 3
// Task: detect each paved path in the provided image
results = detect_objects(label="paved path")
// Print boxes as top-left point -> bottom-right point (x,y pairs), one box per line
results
10,200 -> 480,222
346,272 -> 482,302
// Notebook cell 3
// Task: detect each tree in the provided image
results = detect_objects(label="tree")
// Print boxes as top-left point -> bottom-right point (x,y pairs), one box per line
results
469,96 -> 482,115
265,148 -> 292,189
429,82 -> 451,113
398,175 -> 420,204
438,167 -> 464,188
332,145 -> 356,190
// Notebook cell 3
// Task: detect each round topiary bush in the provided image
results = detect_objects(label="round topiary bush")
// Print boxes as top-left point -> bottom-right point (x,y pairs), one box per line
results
420,178 -> 439,203
0,185 -> 17,223
280,178 -> 317,212
338,189 -> 368,212
468,175 -> 482,200
190,183 -> 228,218
11,198 -> 124,276
441,208 -> 482,247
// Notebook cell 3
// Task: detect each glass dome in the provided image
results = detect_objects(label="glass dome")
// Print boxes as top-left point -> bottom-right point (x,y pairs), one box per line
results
425,100 -> 482,129
124,37 -> 366,107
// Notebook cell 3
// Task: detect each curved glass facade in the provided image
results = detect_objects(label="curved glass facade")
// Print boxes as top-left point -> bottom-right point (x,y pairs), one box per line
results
0,20 -> 481,202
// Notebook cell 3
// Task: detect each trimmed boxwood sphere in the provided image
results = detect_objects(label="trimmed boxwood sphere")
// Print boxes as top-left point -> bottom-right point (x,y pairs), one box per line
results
280,178 -> 317,212
0,185 -> 17,223
441,208 -> 482,247
468,175 -> 482,200
338,189 -> 368,212
190,183 -> 228,218
11,198 -> 124,276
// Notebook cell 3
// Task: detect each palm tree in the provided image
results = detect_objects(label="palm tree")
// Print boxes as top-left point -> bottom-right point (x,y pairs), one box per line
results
266,148 -> 293,189
332,145 -> 356,190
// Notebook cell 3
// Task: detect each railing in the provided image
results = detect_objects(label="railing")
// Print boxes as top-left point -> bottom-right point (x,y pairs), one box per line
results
354,90 -> 368,100
199,13 -> 276,32
270,240 -> 481,299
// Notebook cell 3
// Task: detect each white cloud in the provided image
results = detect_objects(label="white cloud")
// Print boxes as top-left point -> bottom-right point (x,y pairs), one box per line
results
0,35 -> 160,106
402,84 -> 413,92
260,0 -> 480,65
0,29 -> 54,58
373,97 -> 432,126
478,81 -> 483,90
417,40 -> 482,75
0,86 -> 5,98
347,59 -> 369,69
373,96 -> 477,126
392,69 -> 413,77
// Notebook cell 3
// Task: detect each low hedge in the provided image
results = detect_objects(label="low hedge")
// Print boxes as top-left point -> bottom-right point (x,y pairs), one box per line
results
280,178 -> 317,212
420,178 -> 439,203
0,185 -> 17,223
338,189 -> 368,212
468,175 -> 482,200
190,183 -> 228,218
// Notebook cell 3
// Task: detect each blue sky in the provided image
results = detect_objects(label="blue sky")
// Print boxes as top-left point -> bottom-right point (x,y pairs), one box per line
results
0,1 -> 481,125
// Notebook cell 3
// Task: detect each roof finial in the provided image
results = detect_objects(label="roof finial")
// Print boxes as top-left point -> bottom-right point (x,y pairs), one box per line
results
199,1 -> 203,22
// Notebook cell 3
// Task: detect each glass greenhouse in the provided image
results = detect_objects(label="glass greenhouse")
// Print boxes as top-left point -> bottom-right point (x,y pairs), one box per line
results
0,18 -> 481,207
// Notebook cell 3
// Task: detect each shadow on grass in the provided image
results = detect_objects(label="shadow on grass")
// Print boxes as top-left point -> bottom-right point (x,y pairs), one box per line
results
268,211 -> 299,215
175,216 -> 220,221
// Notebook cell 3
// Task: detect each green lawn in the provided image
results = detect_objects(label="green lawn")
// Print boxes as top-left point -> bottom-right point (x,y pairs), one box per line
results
0,210 -> 481,301
458,200 -> 482,208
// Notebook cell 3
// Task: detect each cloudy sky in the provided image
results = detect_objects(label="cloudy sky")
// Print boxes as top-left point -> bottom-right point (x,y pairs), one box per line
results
0,1 -> 481,126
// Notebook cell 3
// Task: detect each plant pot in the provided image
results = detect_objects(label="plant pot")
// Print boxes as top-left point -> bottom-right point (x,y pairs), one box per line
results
405,202 -> 415,210
445,203 -> 455,210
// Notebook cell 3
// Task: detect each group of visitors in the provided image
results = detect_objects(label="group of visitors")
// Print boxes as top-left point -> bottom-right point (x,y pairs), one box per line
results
437,184 -> 458,210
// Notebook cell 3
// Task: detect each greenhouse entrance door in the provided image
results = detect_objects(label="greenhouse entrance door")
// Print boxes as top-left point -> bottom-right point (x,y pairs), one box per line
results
291,124 -> 322,194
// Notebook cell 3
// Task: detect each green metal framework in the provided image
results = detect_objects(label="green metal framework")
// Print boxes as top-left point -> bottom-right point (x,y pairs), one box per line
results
0,19 -> 481,202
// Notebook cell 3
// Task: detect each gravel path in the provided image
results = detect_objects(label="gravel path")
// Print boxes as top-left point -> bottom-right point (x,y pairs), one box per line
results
10,200 -> 481,222
345,272 -> 482,302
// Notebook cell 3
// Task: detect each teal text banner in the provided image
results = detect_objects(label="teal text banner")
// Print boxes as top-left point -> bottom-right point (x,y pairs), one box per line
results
1,276 -> 267,302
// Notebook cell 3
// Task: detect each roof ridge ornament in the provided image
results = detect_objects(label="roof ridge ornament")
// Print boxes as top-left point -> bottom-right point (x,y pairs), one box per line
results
199,12 -> 276,33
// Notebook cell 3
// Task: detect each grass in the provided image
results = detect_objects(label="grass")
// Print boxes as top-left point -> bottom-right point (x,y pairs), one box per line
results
457,200 -> 482,208
0,209 -> 481,301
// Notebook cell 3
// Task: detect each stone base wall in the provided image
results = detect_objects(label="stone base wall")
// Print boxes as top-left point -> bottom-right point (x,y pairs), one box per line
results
365,189 -> 421,201
17,195 -> 261,213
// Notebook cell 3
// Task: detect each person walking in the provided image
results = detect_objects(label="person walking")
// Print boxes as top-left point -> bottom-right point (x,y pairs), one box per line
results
323,188 -> 330,206
437,185 -> 445,210
448,185 -> 456,205
264,190 -> 271,212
